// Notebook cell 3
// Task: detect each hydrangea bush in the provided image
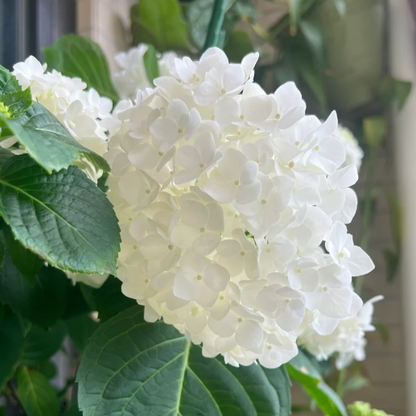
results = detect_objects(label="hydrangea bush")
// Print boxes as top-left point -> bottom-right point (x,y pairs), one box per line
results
0,10 -> 388,416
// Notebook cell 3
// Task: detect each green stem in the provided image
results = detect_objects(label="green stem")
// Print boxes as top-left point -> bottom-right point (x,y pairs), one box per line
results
336,366 -> 346,396
354,145 -> 377,295
203,0 -> 227,51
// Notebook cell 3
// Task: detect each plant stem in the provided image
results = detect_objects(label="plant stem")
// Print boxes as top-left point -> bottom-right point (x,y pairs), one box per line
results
336,366 -> 346,396
203,0 -> 227,51
354,145 -> 378,295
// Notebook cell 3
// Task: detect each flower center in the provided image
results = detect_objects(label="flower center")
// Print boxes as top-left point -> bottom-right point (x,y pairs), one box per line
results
261,199 -> 267,205
178,128 -> 184,135
240,250 -> 246,256
220,88 -> 226,95
238,317 -> 243,323
196,274 -> 203,281
145,278 -> 150,284
295,141 -> 300,146
275,113 -> 281,120
234,180 -> 240,186
338,253 -> 344,258
288,161 -> 295,168
285,298 -> 290,304
322,285 -> 328,292
239,114 -> 245,121
145,189 -> 151,194
199,163 -> 205,168
314,145 -> 320,151
200,227 -> 206,233
168,244 -> 174,250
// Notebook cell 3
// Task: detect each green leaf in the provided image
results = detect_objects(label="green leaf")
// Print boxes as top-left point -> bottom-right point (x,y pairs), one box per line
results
38,360 -> 57,379
62,399 -> 82,416
287,350 -> 347,416
0,88 -> 32,119
43,34 -> 119,102
0,102 -> 109,173
91,275 -> 136,322
224,30 -> 254,63
0,65 -> 32,118
297,58 -> 327,110
330,0 -> 346,16
380,76 -> 412,111
131,0 -> 190,52
0,65 -> 22,94
3,223 -> 43,284
382,248 -> 400,283
22,321 -> 67,365
0,148 -> 15,166
63,283 -> 93,319
0,311 -> 25,387
77,306 -> 291,416
342,375 -> 369,395
363,117 -> 386,149
373,321 -> 390,345
299,20 -> 327,68
143,45 -> 160,85
17,367 -> 59,416
385,190 -> 403,250
0,254 -> 69,326
66,313 -> 99,353
0,155 -> 120,275
288,0 -> 302,33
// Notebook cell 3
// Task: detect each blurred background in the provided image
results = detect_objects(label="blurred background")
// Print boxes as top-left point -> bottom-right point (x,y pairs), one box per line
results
0,0 -> 414,414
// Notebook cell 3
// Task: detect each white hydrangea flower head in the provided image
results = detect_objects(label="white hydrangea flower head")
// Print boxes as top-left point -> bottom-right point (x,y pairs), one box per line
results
105,47 -> 377,368
12,55 -> 113,287
336,125 -> 364,171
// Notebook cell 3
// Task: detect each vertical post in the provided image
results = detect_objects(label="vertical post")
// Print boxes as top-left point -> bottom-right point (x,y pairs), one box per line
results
389,1 -> 416,414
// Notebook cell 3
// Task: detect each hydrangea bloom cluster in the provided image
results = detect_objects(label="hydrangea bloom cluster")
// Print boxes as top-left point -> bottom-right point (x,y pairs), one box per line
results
105,47 -> 376,368
11,56 -> 113,288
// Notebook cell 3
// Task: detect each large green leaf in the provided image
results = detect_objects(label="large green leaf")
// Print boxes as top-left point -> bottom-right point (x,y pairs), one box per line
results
43,34 -> 119,102
3,223 -> 43,284
286,350 -> 347,416
0,102 -> 109,173
0,311 -> 25,387
131,0 -> 190,52
21,321 -> 67,365
0,254 -> 69,326
0,155 -> 120,274
77,306 -> 291,416
17,367 -> 59,416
